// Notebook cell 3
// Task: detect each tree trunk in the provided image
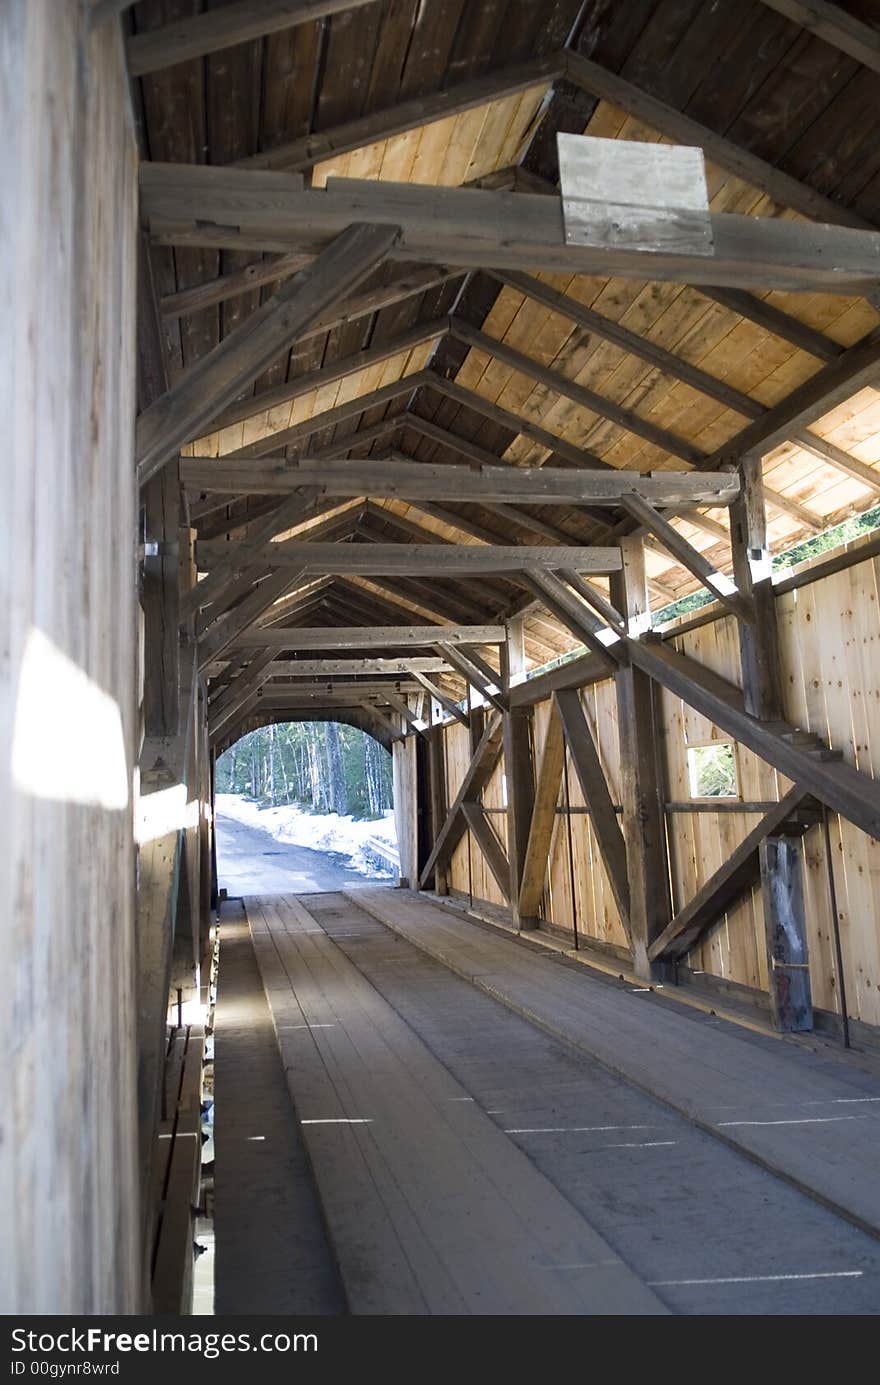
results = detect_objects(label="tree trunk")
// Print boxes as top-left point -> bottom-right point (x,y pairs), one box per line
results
326,721 -> 348,817
268,724 -> 277,805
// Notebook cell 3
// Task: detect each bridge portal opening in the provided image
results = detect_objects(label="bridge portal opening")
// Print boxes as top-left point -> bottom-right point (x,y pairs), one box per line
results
215,721 -> 399,896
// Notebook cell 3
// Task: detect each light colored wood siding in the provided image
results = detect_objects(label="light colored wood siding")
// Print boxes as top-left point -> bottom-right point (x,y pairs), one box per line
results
439,546 -> 880,1028
0,2 -> 141,1313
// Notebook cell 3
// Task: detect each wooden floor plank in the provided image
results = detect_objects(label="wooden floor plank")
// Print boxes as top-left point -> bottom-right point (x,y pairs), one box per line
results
349,887 -> 880,1239
244,893 -> 666,1315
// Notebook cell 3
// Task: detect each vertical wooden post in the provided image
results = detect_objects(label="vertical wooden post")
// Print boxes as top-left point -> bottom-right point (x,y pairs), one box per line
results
731,456 -> 812,1029
504,708 -> 534,928
502,616 -> 535,926
610,536 -> 670,978
730,454 -> 784,721
428,697 -> 449,896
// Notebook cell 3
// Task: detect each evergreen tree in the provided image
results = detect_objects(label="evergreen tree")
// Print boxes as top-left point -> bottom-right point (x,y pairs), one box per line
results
217,721 -> 393,820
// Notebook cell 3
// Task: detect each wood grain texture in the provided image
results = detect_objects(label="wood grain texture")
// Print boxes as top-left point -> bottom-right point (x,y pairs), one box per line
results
0,0 -> 140,1313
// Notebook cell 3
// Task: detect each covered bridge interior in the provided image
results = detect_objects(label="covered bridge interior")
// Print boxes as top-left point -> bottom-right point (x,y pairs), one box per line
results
4,0 -> 880,1316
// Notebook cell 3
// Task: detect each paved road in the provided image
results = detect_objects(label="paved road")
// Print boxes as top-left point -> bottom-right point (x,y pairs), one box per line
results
216,810 -> 373,896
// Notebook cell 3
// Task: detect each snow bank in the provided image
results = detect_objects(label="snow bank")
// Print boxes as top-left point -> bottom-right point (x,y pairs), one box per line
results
216,794 -> 398,878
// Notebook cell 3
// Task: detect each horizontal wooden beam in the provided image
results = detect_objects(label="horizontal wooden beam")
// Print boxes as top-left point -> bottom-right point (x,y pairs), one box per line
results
262,657 -> 451,677
180,455 -> 740,506
127,0 -> 376,76
754,0 -> 880,74
266,679 -> 425,694
140,166 -> 880,293
648,786 -> 815,962
137,224 -> 398,483
239,54 -> 564,171
232,624 -> 506,649
197,540 -> 624,575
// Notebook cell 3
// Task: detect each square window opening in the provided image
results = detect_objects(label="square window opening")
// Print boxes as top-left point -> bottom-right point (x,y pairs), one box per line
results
687,742 -> 738,799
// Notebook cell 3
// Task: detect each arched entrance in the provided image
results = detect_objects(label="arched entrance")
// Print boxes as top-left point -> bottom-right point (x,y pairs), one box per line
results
213,719 -> 398,898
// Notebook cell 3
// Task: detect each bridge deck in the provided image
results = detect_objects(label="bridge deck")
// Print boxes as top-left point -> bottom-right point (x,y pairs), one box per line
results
230,887 -> 880,1315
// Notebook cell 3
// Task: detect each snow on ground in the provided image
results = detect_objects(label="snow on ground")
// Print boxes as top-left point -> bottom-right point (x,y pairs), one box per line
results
216,794 -> 399,878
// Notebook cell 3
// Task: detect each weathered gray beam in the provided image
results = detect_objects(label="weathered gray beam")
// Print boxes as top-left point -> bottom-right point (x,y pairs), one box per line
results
141,166 -> 880,293
232,624 -> 506,650
702,287 -> 847,365
198,567 -> 308,670
160,252 -> 311,320
161,256 -> 453,324
264,657 -> 450,677
610,538 -> 670,977
179,454 -> 740,506
196,540 -> 624,575
631,639 -> 880,842
127,0 -> 376,76
137,224 -> 398,483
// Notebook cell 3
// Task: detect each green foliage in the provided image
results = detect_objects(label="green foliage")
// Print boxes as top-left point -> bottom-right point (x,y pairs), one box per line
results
217,721 -> 393,819
687,742 -> 737,798
653,504 -> 880,627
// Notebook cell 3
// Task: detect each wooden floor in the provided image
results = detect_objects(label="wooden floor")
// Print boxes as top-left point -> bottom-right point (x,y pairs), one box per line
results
235,887 -> 880,1315
213,902 -> 345,1315
353,888 -> 880,1239
247,891 -> 665,1315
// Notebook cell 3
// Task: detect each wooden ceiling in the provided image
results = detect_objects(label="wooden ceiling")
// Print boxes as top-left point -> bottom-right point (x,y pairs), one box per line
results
131,0 -> 880,706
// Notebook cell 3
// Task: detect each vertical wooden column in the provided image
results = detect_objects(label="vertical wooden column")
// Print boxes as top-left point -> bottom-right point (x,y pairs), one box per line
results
730,454 -> 784,721
731,456 -> 812,1029
503,619 -> 535,928
610,537 -> 671,978
428,697 -> 449,896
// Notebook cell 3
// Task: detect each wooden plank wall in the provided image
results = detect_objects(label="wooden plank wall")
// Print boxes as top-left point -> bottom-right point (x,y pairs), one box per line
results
442,546 -> 880,1029
0,2 -> 141,1313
